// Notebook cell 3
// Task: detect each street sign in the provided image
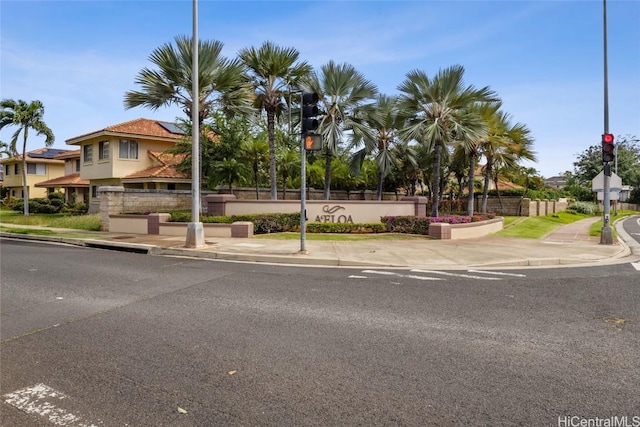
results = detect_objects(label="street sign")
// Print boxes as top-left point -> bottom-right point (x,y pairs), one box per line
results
591,170 -> 622,192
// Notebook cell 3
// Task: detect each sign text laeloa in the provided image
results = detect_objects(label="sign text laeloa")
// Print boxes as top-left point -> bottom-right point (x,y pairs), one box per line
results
315,205 -> 354,223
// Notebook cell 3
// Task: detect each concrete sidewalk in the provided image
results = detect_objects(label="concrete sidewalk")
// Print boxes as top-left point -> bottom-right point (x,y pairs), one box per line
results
2,216 -> 638,269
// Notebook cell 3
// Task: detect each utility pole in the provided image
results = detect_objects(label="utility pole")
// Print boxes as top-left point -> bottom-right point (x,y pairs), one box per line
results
600,0 -> 614,245
185,0 -> 205,248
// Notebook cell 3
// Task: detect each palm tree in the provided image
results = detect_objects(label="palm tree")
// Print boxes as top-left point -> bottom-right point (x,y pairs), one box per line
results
349,94 -> 409,200
241,137 -> 269,199
479,108 -> 536,213
308,60 -> 378,200
208,158 -> 249,193
238,41 -> 312,200
456,101 -> 498,215
124,35 -> 253,187
0,140 -> 13,158
277,147 -> 300,200
397,65 -> 495,217
0,99 -> 55,216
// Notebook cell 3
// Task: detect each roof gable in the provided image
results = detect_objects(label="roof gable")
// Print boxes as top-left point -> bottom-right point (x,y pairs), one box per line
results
67,118 -> 186,144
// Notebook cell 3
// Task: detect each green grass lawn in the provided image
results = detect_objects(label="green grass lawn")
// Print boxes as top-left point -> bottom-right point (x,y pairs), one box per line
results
493,211 -> 593,239
0,209 -> 101,231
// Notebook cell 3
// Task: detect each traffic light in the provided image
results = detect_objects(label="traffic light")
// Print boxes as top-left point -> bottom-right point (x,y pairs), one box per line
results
602,133 -> 615,163
301,92 -> 319,134
304,133 -> 323,151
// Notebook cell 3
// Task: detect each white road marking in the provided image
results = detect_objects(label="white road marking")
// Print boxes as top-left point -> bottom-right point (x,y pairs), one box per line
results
467,270 -> 527,277
348,275 -> 368,279
3,383 -> 102,426
632,262 -> 640,271
361,270 -> 442,281
411,269 -> 502,280
233,243 -> 265,248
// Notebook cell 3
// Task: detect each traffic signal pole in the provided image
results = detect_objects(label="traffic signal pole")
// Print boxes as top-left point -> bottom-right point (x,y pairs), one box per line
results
601,0 -> 613,245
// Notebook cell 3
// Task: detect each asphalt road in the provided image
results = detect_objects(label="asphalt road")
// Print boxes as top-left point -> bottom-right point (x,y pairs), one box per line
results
1,238 -> 639,426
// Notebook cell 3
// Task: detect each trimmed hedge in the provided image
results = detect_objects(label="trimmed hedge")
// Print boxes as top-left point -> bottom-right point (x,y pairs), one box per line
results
382,214 -> 495,235
169,211 -> 301,234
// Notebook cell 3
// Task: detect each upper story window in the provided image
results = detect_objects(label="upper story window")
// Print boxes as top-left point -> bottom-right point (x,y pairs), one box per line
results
75,159 -> 80,172
5,165 -> 9,175
99,140 -> 110,160
83,144 -> 93,163
14,164 -> 19,174
27,163 -> 46,175
119,139 -> 138,159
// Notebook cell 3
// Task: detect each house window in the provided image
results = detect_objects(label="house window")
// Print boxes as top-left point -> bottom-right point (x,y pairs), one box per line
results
75,159 -> 80,172
27,163 -> 46,175
5,166 -> 9,175
99,140 -> 110,160
14,164 -> 19,174
83,144 -> 93,162
119,139 -> 138,159
167,183 -> 176,190
91,185 -> 98,198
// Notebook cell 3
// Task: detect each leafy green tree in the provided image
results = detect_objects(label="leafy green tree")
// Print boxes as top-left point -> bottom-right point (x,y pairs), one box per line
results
0,99 -> 55,215
208,158 -> 249,192
398,65 -> 495,217
308,60 -> 378,200
238,41 -> 312,200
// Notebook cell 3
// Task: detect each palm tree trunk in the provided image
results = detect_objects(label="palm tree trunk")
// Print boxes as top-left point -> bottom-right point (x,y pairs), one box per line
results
430,141 -> 441,217
376,171 -> 384,201
21,130 -> 29,216
323,150 -> 332,200
467,153 -> 476,216
253,168 -> 259,199
481,166 -> 491,214
267,111 -> 278,200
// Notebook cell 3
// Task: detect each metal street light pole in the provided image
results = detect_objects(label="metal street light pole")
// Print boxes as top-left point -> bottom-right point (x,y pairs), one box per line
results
186,0 -> 205,248
600,0 -> 613,245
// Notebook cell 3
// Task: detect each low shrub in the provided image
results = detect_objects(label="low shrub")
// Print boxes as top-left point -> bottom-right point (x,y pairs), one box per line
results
567,201 -> 598,215
382,214 -> 496,235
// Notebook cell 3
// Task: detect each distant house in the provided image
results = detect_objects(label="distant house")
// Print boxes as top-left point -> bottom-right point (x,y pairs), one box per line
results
66,118 -> 191,212
0,147 -> 73,201
544,176 -> 567,190
35,150 -> 90,204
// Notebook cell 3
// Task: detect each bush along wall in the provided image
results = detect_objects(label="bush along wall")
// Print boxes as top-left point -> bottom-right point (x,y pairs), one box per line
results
382,214 -> 495,235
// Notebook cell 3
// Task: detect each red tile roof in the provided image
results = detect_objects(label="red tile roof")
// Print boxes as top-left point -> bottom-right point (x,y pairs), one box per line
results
67,118 -> 185,143
122,151 -> 190,180
35,173 -> 89,188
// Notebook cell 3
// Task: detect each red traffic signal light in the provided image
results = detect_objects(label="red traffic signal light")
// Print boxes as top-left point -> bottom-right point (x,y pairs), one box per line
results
601,133 -> 615,163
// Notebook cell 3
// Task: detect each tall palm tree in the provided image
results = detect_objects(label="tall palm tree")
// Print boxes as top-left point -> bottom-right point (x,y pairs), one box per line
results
479,108 -> 536,213
349,94 -> 409,200
125,35 -> 253,188
308,60 -> 378,200
397,65 -> 495,217
456,101 -> 499,215
0,99 -> 55,216
238,41 -> 312,200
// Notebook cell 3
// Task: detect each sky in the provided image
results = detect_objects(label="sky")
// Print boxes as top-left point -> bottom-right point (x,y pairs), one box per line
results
1,0 -> 639,179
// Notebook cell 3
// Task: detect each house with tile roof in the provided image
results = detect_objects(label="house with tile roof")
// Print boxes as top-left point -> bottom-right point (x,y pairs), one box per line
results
35,150 -> 90,204
65,118 -> 191,212
0,147 -> 73,201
